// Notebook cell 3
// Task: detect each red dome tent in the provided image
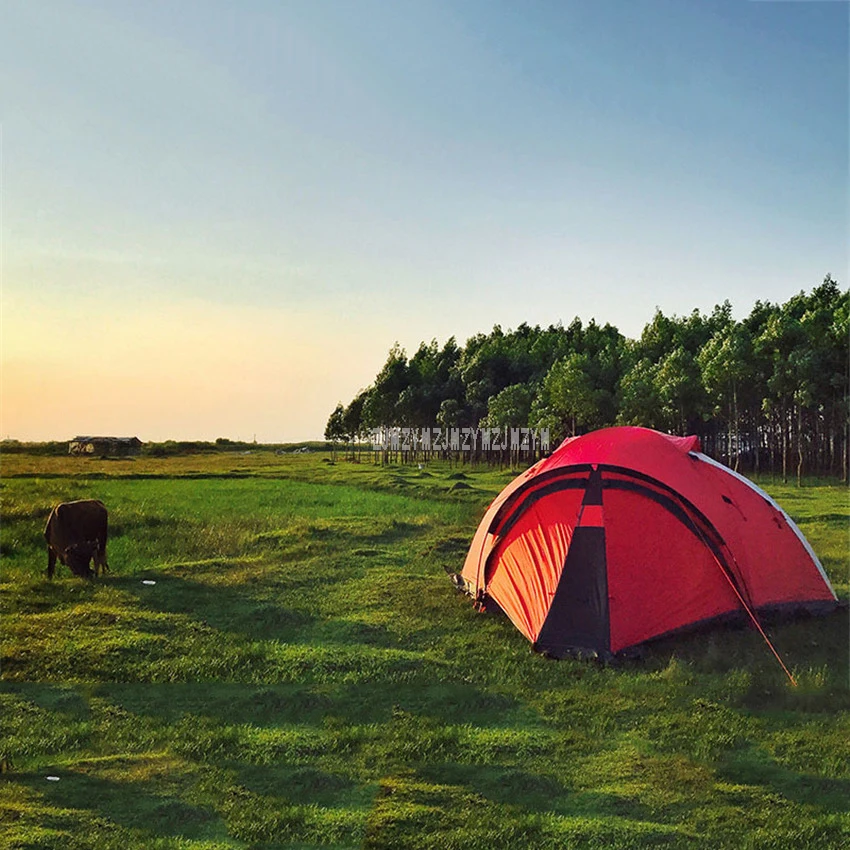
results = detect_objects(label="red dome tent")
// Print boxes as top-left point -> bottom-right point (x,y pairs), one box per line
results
459,427 -> 837,665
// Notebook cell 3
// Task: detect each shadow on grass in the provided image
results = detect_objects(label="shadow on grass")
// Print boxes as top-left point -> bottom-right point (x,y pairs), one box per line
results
110,572 -> 317,644
637,606 -> 848,690
318,680 -> 544,726
0,577 -> 103,615
309,618 -> 406,650
93,678 -> 542,729
235,763 -> 359,806
718,746 -> 850,814
417,763 -> 656,820
98,682 -> 337,725
0,683 -> 92,720
18,769 -> 221,841
421,535 -> 470,558
365,520 -> 427,545
5,677 -> 846,846
805,513 -> 850,525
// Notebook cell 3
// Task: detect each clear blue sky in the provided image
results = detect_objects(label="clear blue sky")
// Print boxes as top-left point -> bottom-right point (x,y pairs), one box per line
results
2,0 -> 847,441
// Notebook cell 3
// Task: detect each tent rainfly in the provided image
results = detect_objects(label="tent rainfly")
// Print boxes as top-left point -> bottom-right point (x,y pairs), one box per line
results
457,427 -> 838,676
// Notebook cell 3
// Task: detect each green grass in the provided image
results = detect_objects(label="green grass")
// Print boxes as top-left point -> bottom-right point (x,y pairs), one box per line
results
1,452 -> 848,849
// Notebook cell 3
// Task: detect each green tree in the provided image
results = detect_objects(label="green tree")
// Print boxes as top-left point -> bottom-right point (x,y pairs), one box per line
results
324,404 -> 347,460
342,393 -> 366,457
699,321 -> 753,470
655,347 -> 705,435
361,343 -> 409,428
542,353 -> 597,437
756,308 -> 805,481
482,384 -> 534,428
436,399 -> 461,429
617,356 -> 663,429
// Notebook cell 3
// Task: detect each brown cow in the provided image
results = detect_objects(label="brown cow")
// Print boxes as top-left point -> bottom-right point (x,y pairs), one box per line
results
44,500 -> 109,578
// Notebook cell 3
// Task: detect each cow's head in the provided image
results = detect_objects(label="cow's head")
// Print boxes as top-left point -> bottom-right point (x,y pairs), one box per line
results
63,540 -> 98,577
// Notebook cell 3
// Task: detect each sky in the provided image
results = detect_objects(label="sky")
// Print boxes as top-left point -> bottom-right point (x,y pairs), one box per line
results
1,0 -> 848,442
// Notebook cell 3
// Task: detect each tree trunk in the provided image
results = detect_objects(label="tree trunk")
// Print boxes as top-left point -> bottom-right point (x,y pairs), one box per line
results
844,416 -> 849,484
732,380 -> 740,472
754,405 -> 760,475
829,418 -> 835,476
781,401 -> 788,483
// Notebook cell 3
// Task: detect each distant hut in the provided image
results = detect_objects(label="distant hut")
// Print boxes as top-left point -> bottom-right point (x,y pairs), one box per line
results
68,436 -> 142,456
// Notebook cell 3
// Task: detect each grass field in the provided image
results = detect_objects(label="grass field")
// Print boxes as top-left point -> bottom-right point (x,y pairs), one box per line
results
1,451 -> 848,849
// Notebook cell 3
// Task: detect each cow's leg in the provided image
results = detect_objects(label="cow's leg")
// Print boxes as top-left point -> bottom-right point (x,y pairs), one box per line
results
84,548 -> 95,579
47,548 -> 56,579
95,539 -> 109,575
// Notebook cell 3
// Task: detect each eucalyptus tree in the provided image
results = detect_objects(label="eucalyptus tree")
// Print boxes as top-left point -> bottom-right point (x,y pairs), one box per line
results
539,352 -> 598,439
756,307 -> 805,482
361,343 -> 409,430
790,276 -> 849,481
342,392 -> 367,459
330,278 -> 846,475
655,346 -> 705,435
482,384 -> 534,429
324,404 -> 347,460
698,321 -> 753,470
617,354 -> 664,430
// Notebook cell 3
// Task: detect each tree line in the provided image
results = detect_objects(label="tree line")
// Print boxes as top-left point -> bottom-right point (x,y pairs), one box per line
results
326,276 -> 849,481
